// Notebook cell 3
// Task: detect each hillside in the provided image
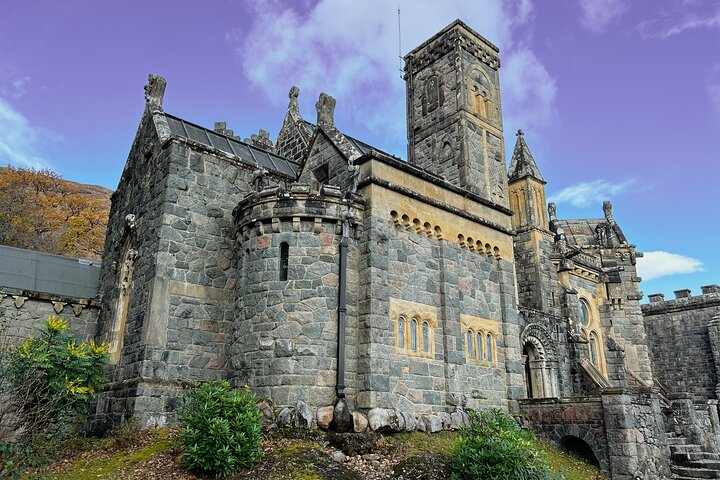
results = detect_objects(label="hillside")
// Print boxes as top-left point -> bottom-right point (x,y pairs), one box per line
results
0,166 -> 113,260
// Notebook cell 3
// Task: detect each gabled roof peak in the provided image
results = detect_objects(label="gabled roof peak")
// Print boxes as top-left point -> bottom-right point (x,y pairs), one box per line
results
508,129 -> 545,184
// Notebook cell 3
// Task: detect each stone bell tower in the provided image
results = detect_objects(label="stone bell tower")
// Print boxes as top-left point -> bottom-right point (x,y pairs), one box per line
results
404,19 -> 508,207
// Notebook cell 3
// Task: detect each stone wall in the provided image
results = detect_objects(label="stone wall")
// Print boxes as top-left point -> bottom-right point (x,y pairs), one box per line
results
356,212 -> 521,414
0,288 -> 100,343
643,286 -> 720,400
518,397 -> 609,474
519,390 -> 673,479
601,390 -> 671,480
93,105 -> 293,428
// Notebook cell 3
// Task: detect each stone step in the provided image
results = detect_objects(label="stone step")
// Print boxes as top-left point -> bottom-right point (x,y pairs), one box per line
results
672,444 -> 704,454
669,437 -> 691,445
671,466 -> 720,479
689,453 -> 720,462
687,460 -> 720,470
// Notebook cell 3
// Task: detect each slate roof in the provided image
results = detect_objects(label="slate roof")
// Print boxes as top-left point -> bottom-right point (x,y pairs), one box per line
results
508,130 -> 544,183
556,219 -> 628,247
301,120 -> 395,159
164,113 -> 301,178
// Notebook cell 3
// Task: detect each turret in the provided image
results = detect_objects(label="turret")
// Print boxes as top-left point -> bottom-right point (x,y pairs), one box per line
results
508,130 -> 548,231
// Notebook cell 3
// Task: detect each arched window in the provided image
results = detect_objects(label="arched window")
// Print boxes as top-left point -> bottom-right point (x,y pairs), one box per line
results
476,332 -> 483,361
410,319 -> 418,351
589,333 -> 598,365
466,330 -> 474,358
279,242 -> 289,281
422,321 -> 430,353
110,244 -> 137,364
579,299 -> 591,326
486,334 -> 493,361
398,316 -> 406,350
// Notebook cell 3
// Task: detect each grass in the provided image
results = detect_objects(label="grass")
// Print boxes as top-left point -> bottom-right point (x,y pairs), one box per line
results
22,424 -> 605,480
538,441 -> 605,480
25,429 -> 176,480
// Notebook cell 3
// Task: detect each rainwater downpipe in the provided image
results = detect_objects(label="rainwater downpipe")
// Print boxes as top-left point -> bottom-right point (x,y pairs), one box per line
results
336,212 -> 353,399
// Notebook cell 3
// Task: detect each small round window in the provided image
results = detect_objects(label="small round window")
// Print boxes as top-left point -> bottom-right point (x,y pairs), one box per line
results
579,300 -> 591,326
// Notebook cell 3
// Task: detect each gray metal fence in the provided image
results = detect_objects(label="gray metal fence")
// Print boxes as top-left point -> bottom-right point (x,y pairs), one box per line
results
0,245 -> 100,298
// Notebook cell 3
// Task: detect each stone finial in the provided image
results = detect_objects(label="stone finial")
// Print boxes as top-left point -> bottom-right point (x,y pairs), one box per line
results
548,202 -> 557,222
288,86 -> 300,113
648,293 -> 665,303
603,200 -> 614,224
144,74 -> 166,110
674,289 -> 691,299
517,129 -> 523,137
316,92 -> 336,127
702,285 -> 720,295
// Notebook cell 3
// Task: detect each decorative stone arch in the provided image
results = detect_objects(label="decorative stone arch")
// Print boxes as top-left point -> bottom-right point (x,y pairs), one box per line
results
549,425 -> 609,475
467,65 -> 495,120
521,324 -> 559,398
108,214 -> 138,364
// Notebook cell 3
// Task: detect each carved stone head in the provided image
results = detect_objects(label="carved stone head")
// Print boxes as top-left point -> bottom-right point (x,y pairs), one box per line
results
316,92 -> 336,127
144,74 -> 167,110
603,200 -> 614,224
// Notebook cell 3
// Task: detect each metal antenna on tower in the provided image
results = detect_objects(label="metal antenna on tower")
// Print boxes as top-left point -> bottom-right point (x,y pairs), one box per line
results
397,1 -> 403,78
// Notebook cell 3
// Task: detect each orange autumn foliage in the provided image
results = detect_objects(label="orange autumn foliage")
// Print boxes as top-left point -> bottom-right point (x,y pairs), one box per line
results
0,166 -> 111,259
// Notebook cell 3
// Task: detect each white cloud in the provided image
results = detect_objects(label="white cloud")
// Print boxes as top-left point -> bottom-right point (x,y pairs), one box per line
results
0,76 -> 30,99
549,179 -> 635,208
502,48 -> 557,129
636,251 -> 704,281
578,0 -> 629,32
0,97 -> 54,169
234,0 -> 554,154
638,11 -> 720,39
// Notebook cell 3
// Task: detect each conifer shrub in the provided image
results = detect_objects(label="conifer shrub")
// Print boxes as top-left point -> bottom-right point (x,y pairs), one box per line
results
450,409 -> 558,480
178,380 -> 263,477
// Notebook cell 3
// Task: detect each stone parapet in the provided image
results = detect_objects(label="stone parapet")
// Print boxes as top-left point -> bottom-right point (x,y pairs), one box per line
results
643,287 -> 720,316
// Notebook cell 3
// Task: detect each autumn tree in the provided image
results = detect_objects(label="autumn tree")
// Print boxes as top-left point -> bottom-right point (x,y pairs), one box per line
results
0,166 -> 110,259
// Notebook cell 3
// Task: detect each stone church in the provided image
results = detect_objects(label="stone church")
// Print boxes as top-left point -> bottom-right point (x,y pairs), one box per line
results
2,19 -> 720,480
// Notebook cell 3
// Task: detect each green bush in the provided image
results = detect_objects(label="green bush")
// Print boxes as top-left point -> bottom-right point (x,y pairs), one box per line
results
5,315 -> 108,437
0,315 -> 108,478
179,380 -> 263,477
450,409 -> 558,480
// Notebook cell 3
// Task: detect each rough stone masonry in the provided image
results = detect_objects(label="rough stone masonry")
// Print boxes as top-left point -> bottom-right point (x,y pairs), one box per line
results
2,18 -> 720,480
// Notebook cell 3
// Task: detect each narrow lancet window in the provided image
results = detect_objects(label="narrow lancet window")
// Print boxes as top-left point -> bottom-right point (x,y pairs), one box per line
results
589,334 -> 598,365
477,332 -> 483,361
466,330 -> 474,358
410,319 -> 418,351
398,316 -> 406,349
279,242 -> 289,281
422,322 -> 430,353
486,334 -> 493,361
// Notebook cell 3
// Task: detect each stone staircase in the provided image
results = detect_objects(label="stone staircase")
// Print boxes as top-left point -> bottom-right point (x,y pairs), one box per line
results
669,433 -> 720,479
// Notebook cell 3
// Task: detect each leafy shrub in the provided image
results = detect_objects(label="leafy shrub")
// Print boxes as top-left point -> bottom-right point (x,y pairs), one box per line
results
450,409 -> 558,480
179,380 -> 263,477
5,315 -> 108,437
0,315 -> 108,477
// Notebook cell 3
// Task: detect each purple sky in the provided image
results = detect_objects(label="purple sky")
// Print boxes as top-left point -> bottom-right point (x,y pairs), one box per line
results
1,0 -> 718,299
